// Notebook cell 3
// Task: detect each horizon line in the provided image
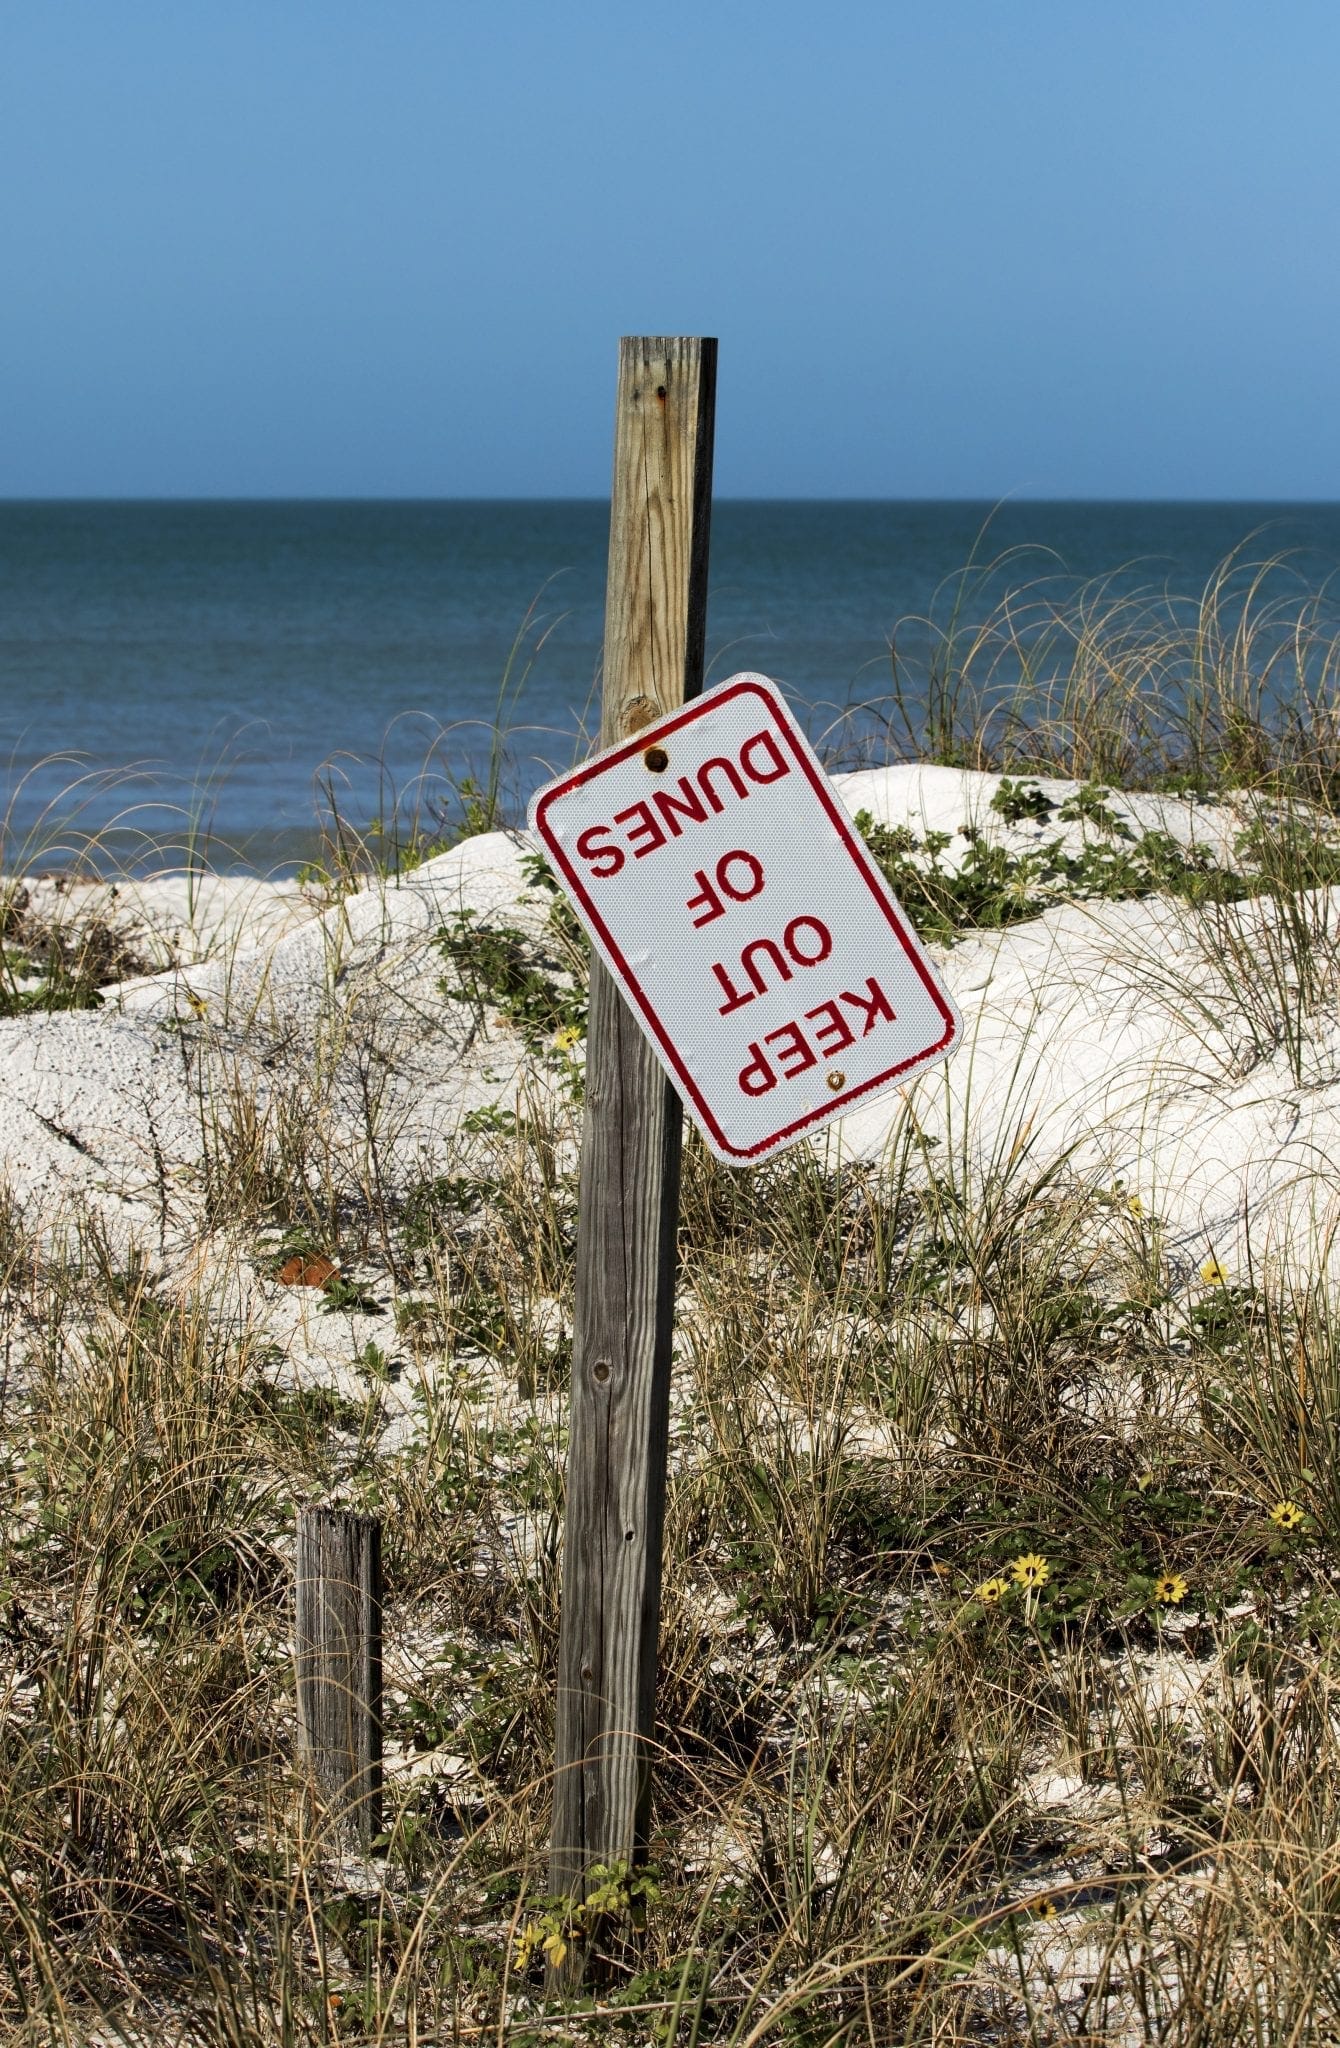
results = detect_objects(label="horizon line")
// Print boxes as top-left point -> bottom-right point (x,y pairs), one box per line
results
4,492 -> 1340,508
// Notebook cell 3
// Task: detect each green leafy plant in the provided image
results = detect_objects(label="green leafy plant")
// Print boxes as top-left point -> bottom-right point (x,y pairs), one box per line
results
854,807 -> 1247,945
319,1273 -> 384,1317
436,851 -> 589,1053
513,1861 -> 660,1978
990,777 -> 1057,825
0,889 -> 144,1015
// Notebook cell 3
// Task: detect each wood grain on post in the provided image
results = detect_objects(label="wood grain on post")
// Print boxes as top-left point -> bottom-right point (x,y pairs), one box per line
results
295,1507 -> 383,1849
550,337 -> 717,1911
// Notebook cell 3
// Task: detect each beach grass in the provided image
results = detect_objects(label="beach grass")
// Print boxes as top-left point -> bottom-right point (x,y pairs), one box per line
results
6,555 -> 1340,2040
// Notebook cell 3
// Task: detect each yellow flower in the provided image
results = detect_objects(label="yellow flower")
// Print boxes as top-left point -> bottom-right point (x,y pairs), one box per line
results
1033,1895 -> 1059,1920
1154,1572 -> 1188,1605
1009,1552 -> 1050,1590
1200,1256 -> 1229,1286
1127,1194 -> 1144,1218
976,1576 -> 1009,1606
1270,1499 -> 1305,1531
553,1023 -> 583,1051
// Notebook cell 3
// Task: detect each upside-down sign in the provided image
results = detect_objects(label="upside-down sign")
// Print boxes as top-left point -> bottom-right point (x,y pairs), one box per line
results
529,673 -> 961,1164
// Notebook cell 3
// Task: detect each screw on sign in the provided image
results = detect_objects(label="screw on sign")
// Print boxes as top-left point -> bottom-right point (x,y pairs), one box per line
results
529,672 -> 961,1162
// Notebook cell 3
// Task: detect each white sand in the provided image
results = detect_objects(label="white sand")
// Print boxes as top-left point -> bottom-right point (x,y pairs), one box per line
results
2,771 -> 1335,1300
18,870 -> 311,968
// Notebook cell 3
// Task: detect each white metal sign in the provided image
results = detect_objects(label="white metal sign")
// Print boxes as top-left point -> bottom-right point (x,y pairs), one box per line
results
529,673 -> 961,1164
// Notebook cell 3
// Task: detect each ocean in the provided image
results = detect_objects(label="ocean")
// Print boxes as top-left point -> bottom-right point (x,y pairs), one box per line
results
5,499 -> 1340,873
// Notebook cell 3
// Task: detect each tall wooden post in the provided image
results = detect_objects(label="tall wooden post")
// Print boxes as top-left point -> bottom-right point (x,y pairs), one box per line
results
549,338 -> 717,1912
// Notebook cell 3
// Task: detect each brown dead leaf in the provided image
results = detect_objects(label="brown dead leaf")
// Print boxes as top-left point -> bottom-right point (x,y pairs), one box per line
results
277,1254 -> 338,1288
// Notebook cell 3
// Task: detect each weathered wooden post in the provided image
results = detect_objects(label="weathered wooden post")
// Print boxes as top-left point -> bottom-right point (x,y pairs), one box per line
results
549,338 -> 717,1923
295,1506 -> 383,1850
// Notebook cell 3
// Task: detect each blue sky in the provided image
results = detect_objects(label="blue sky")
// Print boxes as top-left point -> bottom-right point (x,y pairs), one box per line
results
4,2 -> 1340,498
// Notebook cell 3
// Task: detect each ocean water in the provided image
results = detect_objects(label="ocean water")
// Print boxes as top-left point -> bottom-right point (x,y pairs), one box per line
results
5,499 -> 1340,873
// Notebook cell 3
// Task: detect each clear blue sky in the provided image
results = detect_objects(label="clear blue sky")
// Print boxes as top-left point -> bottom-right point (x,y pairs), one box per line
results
4,1 -> 1339,498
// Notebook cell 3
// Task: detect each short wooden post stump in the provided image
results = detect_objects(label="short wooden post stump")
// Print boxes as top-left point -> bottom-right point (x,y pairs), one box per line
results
295,1506 -> 383,1850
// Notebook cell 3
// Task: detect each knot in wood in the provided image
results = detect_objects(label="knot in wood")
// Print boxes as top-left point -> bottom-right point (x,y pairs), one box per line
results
622,696 -> 657,737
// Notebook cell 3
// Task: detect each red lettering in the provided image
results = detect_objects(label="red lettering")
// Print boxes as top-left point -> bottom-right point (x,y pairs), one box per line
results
738,1044 -> 776,1095
716,849 -> 765,901
764,1020 -> 817,1080
697,756 -> 748,812
806,999 -> 855,1058
653,776 -> 709,835
687,869 -> 724,927
842,977 -> 896,1036
576,824 -> 625,878
713,960 -> 756,1014
691,853 -> 764,928
741,936 -> 792,995
613,799 -> 667,859
783,915 -> 833,966
740,728 -> 790,785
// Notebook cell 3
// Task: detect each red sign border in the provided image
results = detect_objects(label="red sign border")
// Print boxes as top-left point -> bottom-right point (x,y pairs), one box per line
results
530,676 -> 960,1162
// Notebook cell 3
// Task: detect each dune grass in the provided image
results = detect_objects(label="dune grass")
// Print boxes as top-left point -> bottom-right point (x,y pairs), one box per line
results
6,1109 -> 1340,2044
7,551 -> 1340,2041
